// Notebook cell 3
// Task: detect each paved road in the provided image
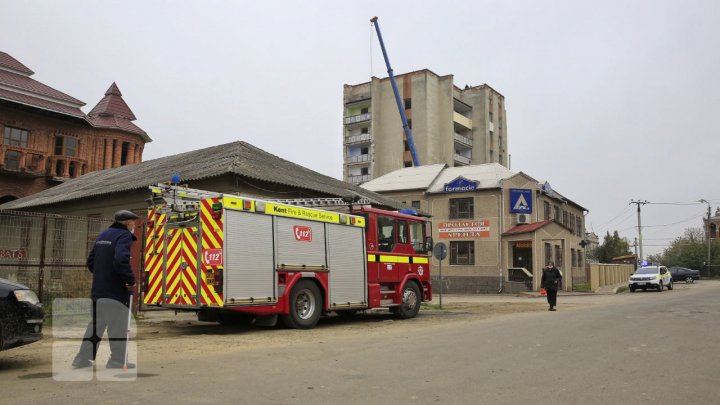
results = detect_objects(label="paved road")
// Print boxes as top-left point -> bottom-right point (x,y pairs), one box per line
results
2,281 -> 718,404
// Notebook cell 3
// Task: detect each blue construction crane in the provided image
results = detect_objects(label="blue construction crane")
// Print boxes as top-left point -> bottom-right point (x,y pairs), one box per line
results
370,16 -> 420,167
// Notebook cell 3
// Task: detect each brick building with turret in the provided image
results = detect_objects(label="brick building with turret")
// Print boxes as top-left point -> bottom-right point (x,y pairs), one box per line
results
0,51 -> 150,203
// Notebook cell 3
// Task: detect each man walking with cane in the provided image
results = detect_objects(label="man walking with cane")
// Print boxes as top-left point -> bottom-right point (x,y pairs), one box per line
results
72,210 -> 138,369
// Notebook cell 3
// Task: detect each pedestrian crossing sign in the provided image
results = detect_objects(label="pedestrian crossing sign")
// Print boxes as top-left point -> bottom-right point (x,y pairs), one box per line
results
509,189 -> 533,213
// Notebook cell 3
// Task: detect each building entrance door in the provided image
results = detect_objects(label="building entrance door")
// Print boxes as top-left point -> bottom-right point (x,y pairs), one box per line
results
513,244 -> 533,272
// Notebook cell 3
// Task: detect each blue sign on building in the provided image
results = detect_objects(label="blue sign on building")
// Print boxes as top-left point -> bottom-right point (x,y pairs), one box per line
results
443,177 -> 478,193
509,189 -> 533,213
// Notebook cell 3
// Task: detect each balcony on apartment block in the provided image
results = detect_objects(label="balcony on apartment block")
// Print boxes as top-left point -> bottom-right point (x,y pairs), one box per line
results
345,133 -> 372,144
348,174 -> 371,184
453,111 -> 472,130
346,154 -> 370,164
453,153 -> 471,165
344,112 -> 371,125
454,133 -> 473,147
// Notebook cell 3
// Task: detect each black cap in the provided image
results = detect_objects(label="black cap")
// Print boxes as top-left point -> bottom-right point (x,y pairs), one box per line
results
114,210 -> 139,222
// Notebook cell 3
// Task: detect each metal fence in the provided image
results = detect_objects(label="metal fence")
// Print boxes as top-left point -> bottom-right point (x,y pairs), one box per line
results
0,209 -> 112,303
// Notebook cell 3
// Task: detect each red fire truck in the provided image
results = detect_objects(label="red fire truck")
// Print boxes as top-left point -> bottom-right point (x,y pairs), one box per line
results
142,183 -> 433,329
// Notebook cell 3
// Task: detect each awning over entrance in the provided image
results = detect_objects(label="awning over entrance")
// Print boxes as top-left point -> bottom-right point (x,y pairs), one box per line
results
502,220 -> 552,236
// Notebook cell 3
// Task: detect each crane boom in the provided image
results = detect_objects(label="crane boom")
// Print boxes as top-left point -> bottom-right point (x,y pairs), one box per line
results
370,16 -> 420,167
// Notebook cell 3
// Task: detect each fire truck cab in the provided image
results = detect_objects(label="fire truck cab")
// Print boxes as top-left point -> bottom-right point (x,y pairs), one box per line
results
142,184 -> 432,329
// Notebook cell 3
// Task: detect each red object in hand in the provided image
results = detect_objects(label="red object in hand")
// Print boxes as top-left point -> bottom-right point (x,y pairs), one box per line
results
540,288 -> 547,296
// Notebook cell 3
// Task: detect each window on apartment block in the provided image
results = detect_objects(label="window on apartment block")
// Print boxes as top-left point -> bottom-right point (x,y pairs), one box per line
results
450,241 -> 474,265
489,111 -> 494,122
3,126 -> 29,148
4,150 -> 20,171
360,146 -> 369,155
360,167 -> 369,175
411,200 -> 421,209
449,198 -> 474,219
554,206 -> 561,221
361,127 -> 369,134
361,107 -> 369,114
404,98 -> 411,110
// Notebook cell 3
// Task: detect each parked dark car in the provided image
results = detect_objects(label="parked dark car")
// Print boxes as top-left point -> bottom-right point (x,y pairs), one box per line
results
0,278 -> 43,351
669,267 -> 701,284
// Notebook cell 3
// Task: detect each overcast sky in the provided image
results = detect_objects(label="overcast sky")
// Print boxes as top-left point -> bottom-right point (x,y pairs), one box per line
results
2,0 -> 718,257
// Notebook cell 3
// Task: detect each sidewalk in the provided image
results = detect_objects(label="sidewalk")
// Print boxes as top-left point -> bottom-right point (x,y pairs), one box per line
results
429,282 -> 629,304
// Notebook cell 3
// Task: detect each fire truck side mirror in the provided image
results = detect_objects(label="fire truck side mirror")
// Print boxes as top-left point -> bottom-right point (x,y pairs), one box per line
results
425,236 -> 434,253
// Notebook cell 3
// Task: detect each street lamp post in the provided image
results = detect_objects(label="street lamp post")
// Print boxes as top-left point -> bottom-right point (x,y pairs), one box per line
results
699,199 -> 711,277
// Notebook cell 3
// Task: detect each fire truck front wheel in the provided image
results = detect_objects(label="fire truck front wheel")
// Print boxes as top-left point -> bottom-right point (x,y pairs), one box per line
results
281,280 -> 323,329
392,281 -> 421,319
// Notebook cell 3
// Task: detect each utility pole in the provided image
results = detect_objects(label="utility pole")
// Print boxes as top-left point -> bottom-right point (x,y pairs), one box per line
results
699,199 -> 711,277
629,200 -> 649,264
632,237 -> 638,258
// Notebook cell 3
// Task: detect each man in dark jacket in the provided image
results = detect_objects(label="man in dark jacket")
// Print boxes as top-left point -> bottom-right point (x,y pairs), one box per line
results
72,210 -> 138,369
541,261 -> 563,311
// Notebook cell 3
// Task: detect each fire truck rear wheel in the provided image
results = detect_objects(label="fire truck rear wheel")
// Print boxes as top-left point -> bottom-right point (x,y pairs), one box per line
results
281,280 -> 322,329
392,281 -> 421,319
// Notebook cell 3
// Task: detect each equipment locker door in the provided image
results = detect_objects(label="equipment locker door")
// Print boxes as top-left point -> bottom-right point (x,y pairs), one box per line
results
224,211 -> 275,303
163,226 -> 201,306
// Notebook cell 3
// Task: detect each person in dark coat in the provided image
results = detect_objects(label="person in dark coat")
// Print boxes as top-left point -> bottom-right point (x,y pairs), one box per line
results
72,210 -> 138,369
541,261 -> 563,311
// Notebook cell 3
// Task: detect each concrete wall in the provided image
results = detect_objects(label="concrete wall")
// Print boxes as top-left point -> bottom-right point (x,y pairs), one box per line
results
589,263 -> 634,291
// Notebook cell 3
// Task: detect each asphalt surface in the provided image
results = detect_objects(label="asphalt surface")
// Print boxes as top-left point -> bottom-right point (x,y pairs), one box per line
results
1,280 -> 718,404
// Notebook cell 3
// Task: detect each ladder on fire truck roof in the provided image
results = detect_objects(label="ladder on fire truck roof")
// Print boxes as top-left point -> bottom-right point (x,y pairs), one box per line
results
269,197 -> 372,207
151,184 -> 371,207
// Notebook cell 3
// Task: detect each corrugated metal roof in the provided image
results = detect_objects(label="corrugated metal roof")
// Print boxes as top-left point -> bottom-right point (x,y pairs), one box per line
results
362,164 -> 446,192
0,141 -> 408,211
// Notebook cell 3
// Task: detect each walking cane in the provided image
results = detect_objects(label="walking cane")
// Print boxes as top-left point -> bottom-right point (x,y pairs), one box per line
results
123,293 -> 133,372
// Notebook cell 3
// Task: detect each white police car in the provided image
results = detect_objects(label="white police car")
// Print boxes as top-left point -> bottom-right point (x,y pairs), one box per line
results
628,265 -> 673,292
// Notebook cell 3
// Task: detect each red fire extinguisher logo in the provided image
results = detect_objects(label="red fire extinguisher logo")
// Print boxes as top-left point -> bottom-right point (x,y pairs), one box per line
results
294,226 -> 312,242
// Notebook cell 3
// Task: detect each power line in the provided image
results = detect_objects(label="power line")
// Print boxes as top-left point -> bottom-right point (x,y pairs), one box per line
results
595,205 -> 634,229
617,211 -> 705,232
643,211 -> 706,228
